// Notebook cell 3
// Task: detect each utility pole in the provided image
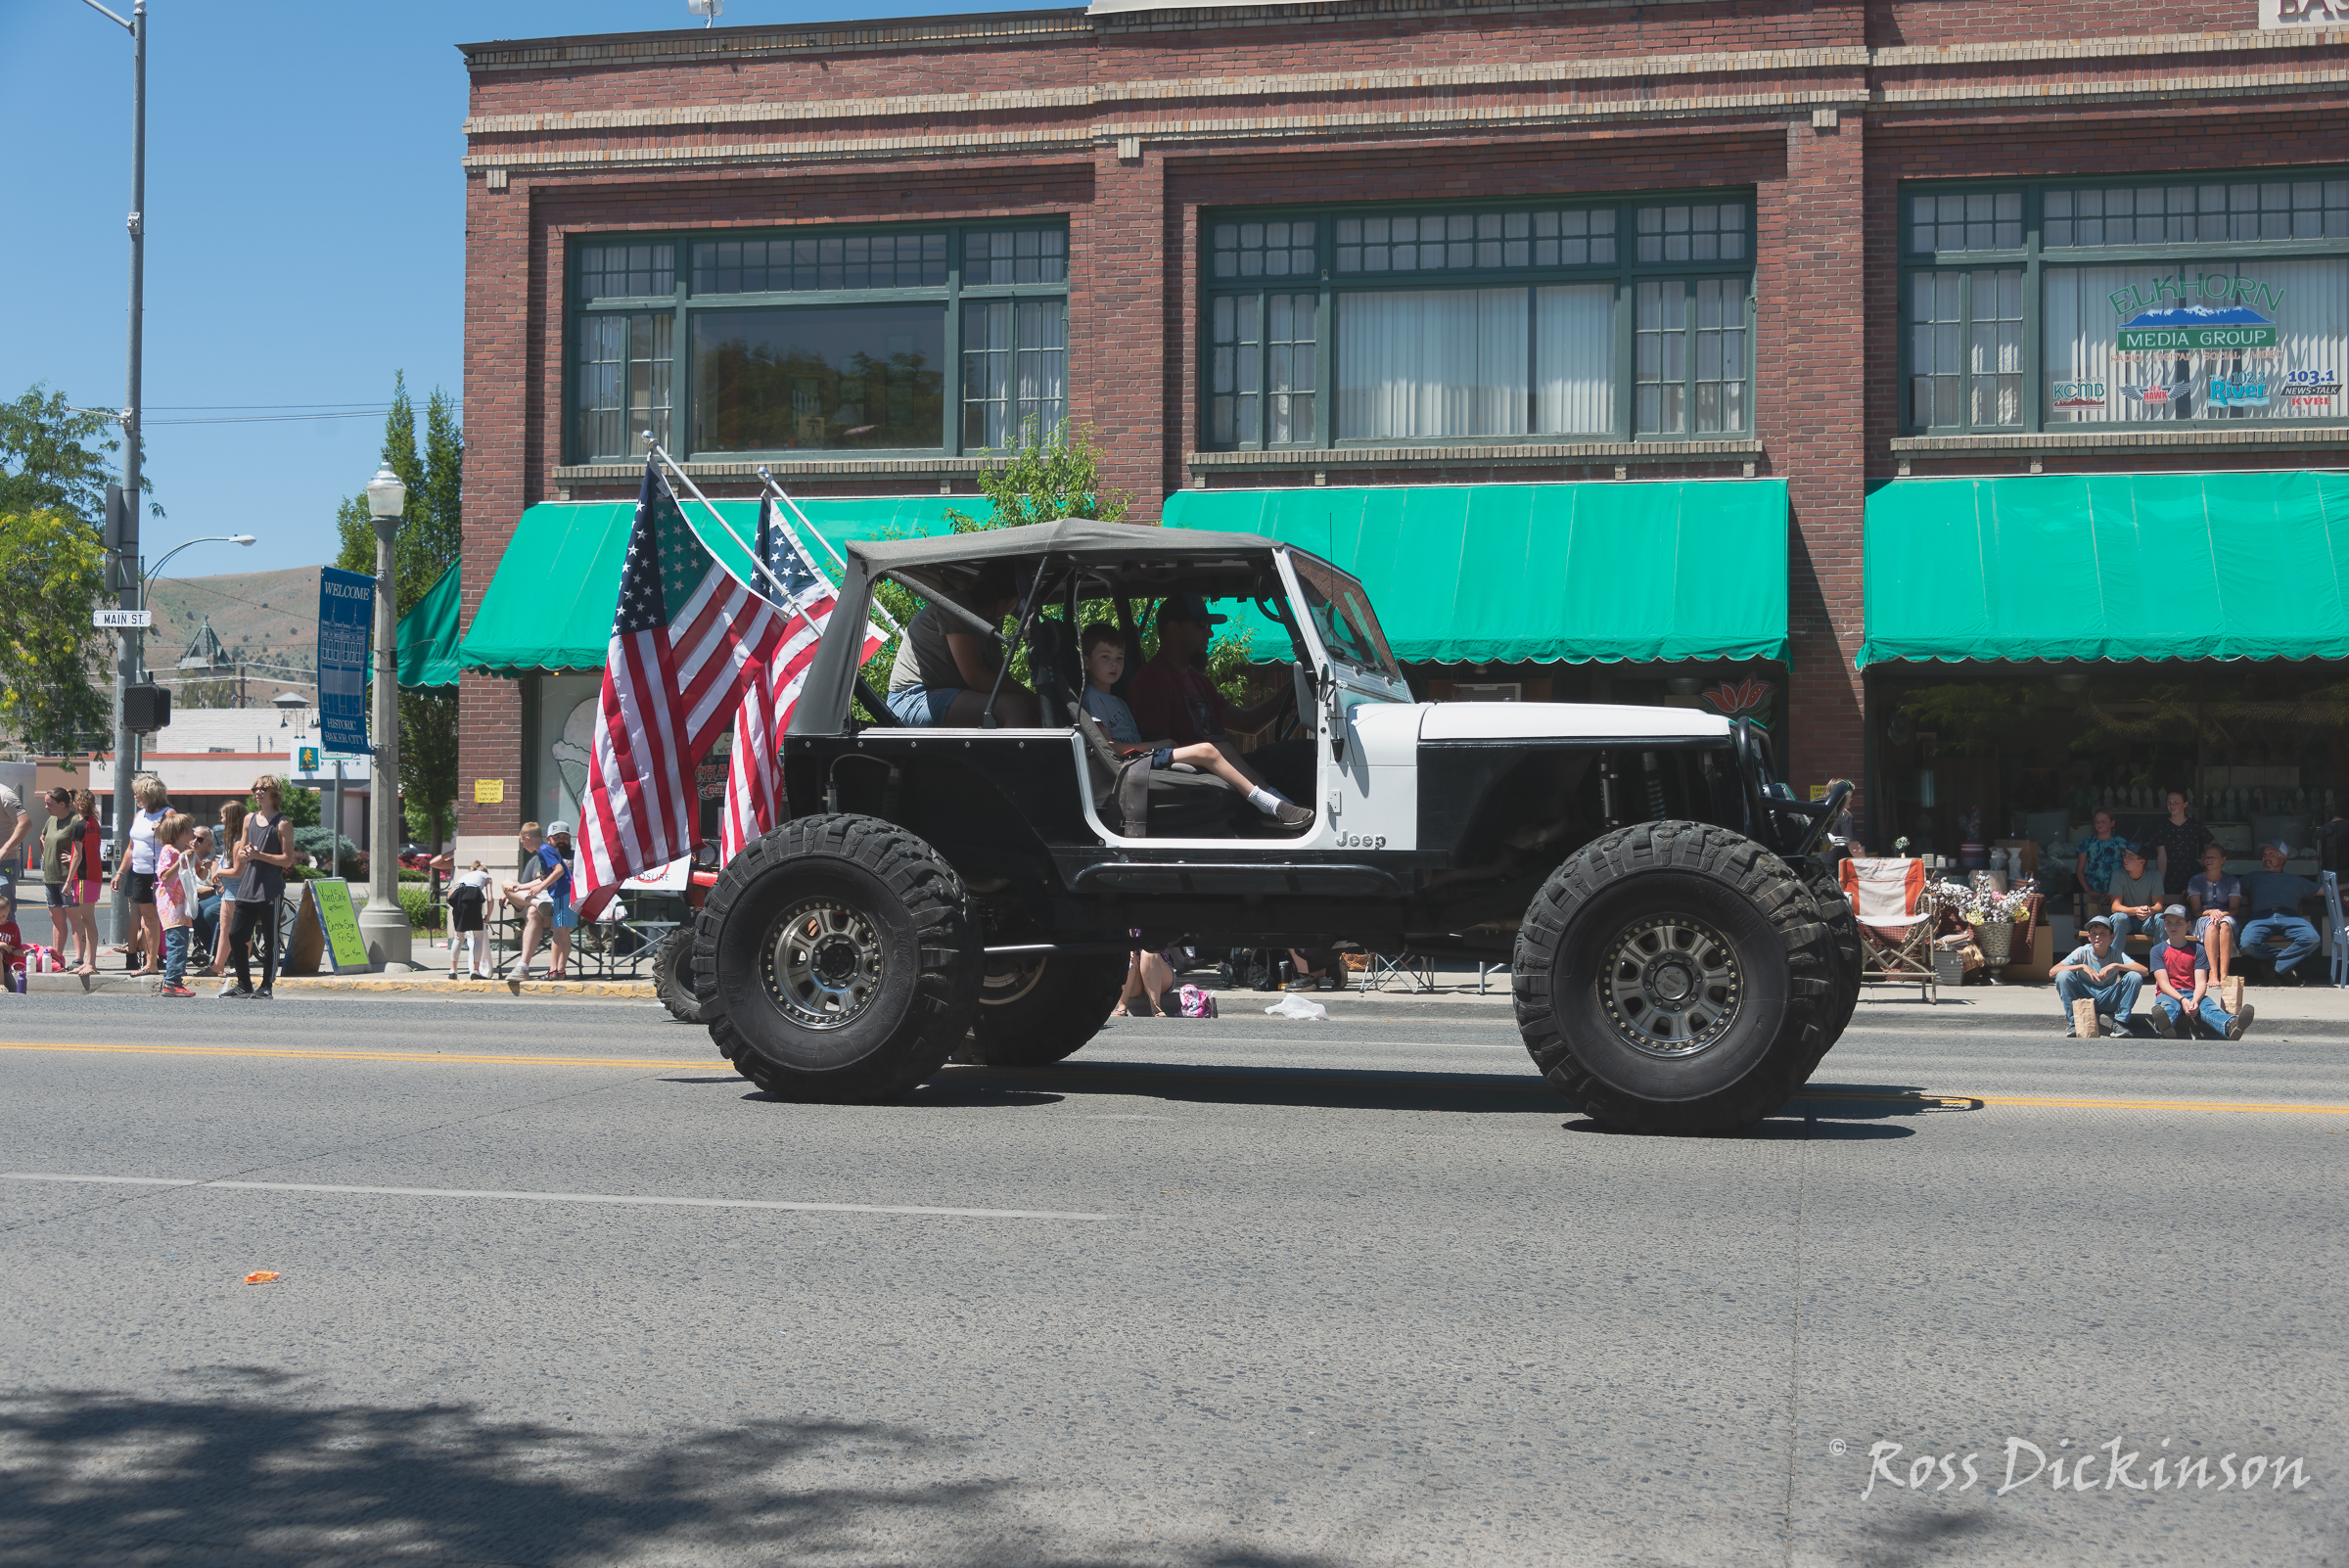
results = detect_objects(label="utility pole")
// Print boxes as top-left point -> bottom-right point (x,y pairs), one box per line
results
85,0 -> 147,949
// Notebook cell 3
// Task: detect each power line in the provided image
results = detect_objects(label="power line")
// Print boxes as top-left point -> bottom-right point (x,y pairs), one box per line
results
143,410 -> 398,426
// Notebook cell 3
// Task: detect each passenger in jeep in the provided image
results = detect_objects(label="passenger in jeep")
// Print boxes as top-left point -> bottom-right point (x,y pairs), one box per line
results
1128,594 -> 1314,803
885,562 -> 1040,727
1081,624 -> 1312,828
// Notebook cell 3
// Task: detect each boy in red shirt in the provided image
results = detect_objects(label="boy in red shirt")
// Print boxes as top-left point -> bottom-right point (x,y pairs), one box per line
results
0,887 -> 24,993
2147,905 -> 2249,1039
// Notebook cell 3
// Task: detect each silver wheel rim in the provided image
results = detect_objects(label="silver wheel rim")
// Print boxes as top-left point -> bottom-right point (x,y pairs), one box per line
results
762,899 -> 884,1030
1599,914 -> 1742,1057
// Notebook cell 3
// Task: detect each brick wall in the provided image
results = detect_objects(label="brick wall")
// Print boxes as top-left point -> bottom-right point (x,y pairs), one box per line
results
455,0 -> 2349,823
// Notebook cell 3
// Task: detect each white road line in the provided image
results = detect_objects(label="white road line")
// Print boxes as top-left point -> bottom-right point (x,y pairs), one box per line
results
0,1172 -> 1109,1222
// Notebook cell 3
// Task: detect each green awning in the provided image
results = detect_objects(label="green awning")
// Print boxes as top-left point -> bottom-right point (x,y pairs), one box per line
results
1862,471 -> 2349,667
1162,480 -> 1789,664
395,563 -> 461,691
460,496 -> 965,675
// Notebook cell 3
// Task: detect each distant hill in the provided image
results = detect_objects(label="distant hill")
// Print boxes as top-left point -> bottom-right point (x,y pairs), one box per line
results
142,566 -> 324,699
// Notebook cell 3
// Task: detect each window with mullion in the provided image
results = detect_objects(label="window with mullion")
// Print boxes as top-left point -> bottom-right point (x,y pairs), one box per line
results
567,222 -> 1069,463
1907,267 -> 2023,433
1201,196 -> 1752,450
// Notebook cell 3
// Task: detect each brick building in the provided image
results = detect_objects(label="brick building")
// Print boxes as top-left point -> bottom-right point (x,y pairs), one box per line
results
454,0 -> 2349,880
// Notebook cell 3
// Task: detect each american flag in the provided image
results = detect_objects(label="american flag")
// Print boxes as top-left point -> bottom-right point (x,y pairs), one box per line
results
720,496 -> 886,861
576,460 -> 796,911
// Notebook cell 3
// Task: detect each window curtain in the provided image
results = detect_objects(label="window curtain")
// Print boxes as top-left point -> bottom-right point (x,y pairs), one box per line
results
2046,258 -> 2348,423
1534,284 -> 1614,435
1338,289 -> 1529,438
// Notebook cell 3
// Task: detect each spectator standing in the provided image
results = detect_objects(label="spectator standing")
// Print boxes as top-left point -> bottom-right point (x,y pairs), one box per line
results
0,779 -> 27,881
544,821 -> 577,980
37,788 -> 80,970
152,812 -> 199,996
504,822 -> 572,979
2050,915 -> 2147,1037
2105,846 -> 2165,943
447,862 -> 491,980
2073,808 -> 2129,918
222,776 -> 296,1000
2186,841 -> 2242,986
2238,840 -> 2323,984
204,803 -> 248,978
2144,789 -> 2215,898
111,773 -> 169,975
2146,905 -> 2250,1039
67,789 -> 102,977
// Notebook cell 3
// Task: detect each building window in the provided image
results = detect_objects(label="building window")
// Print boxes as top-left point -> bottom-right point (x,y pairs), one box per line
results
1207,196 -> 1749,449
962,299 -> 1067,448
568,222 -> 1068,462
1903,174 -> 2349,433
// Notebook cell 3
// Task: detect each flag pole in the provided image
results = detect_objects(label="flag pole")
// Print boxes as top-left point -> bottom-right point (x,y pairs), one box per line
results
754,464 -> 901,638
643,440 -> 825,637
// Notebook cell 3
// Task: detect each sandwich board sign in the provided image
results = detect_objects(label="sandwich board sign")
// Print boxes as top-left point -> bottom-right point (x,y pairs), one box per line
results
290,879 -> 373,974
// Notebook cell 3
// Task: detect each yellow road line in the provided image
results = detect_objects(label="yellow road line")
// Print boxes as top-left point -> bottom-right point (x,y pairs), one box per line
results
2,1042 -> 2344,1116
0,1042 -> 720,1072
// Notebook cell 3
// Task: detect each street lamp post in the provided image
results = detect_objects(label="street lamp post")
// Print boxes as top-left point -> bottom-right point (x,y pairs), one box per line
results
79,0 -> 146,948
357,464 -> 413,970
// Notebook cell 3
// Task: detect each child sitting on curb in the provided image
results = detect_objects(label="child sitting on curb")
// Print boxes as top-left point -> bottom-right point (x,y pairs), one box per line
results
2146,904 -> 2252,1040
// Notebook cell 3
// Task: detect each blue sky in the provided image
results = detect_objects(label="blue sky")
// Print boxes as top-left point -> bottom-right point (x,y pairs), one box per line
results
0,0 -> 990,572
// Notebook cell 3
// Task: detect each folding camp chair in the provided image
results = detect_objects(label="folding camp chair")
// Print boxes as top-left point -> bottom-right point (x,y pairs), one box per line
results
1366,952 -> 1436,992
1838,855 -> 1940,1003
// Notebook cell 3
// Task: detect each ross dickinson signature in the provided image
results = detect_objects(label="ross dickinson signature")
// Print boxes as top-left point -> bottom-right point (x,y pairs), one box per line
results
1856,1438 -> 2314,1499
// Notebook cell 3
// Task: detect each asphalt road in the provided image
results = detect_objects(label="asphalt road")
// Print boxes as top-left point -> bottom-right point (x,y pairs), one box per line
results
0,993 -> 2342,1567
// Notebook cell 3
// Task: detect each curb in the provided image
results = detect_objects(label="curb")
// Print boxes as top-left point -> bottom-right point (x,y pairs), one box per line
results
23,972 -> 655,1000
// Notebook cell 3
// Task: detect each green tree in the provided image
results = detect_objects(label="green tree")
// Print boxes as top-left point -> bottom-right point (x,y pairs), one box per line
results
334,374 -> 462,849
0,509 -> 113,754
945,418 -> 1131,530
0,384 -> 161,525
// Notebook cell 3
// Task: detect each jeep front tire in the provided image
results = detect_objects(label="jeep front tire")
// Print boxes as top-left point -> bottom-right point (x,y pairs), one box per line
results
1512,820 -> 1834,1134
699,814 -> 981,1102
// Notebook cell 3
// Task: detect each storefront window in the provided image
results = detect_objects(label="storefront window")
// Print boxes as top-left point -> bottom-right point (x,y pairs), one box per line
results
1903,174 -> 2349,433
1207,195 -> 1751,449
568,222 -> 1067,462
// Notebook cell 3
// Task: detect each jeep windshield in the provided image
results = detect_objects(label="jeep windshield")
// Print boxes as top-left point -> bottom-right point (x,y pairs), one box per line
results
1286,553 -> 1406,690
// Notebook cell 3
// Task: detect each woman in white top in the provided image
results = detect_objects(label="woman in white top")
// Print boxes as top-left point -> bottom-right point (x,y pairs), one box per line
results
109,773 -> 170,976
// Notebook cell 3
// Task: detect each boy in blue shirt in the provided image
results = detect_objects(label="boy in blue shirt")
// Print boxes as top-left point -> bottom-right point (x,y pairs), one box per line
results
2145,905 -> 2250,1039
1080,624 -> 1311,828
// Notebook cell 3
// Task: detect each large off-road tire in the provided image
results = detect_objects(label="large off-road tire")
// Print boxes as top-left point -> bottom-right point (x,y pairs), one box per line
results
967,949 -> 1126,1067
1512,820 -> 1835,1134
1795,856 -> 1862,1049
652,927 -> 713,1025
698,814 -> 982,1103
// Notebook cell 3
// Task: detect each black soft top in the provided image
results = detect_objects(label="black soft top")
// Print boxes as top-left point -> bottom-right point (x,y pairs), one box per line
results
850,518 -> 1292,602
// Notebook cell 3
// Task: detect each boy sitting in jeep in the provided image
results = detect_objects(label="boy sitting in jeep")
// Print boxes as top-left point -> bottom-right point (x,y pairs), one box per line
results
1082,623 -> 1312,828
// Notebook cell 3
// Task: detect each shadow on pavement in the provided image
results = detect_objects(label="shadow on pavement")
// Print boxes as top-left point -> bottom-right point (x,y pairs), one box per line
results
0,1374 -> 1343,1568
930,1060 -> 1561,1115
1563,1084 -> 1979,1141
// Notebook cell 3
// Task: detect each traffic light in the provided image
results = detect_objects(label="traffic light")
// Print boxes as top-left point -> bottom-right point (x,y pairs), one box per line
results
104,484 -> 137,593
123,682 -> 171,735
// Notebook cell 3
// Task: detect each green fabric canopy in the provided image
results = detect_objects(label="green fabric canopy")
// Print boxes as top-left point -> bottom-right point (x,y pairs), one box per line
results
460,496 -> 965,674
1861,472 -> 2349,667
1162,481 -> 1789,664
395,563 -> 461,691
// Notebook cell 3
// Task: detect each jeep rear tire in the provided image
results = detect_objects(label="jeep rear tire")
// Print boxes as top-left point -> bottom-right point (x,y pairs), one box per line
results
967,949 -> 1127,1067
652,926 -> 713,1026
700,814 -> 981,1103
1512,820 -> 1834,1134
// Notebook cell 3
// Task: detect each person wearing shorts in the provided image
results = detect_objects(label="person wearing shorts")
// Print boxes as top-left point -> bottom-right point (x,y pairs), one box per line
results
883,563 -> 1038,727
112,774 -> 169,975
2187,842 -> 2243,986
542,821 -> 578,980
37,789 -> 80,966
69,790 -> 103,975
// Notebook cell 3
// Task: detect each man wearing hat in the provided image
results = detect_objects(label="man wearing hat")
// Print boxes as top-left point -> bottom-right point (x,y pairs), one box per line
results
2050,915 -> 2148,1037
2238,840 -> 2322,984
1128,594 -> 1314,807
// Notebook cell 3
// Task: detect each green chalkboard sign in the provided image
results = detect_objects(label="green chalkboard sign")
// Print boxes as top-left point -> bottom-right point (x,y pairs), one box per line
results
309,878 -> 373,974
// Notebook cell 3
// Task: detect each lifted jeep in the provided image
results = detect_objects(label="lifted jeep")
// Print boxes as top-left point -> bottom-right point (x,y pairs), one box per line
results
691,520 -> 1860,1135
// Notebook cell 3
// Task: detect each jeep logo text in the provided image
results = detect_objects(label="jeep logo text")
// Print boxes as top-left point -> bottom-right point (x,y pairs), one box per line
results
1336,832 -> 1388,849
